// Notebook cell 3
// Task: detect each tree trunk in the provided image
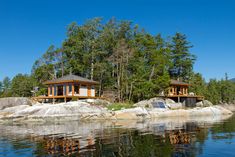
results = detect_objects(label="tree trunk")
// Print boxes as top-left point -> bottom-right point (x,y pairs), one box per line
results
61,60 -> 64,77
117,63 -> 121,102
129,82 -> 133,101
98,72 -> 103,97
149,66 -> 155,81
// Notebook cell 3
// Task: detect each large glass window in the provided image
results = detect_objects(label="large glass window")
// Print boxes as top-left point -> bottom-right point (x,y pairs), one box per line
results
74,84 -> 79,94
69,84 -> 72,94
64,85 -> 67,95
54,85 -> 57,96
50,86 -> 52,95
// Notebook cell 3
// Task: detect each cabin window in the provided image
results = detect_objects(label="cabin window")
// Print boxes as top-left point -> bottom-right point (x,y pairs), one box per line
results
57,85 -> 64,96
50,86 -> 52,95
74,84 -> 79,94
64,85 -> 67,95
54,85 -> 57,96
69,84 -> 72,93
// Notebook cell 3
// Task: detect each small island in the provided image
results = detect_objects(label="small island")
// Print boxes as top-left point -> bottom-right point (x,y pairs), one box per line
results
1,0 -> 235,155
0,18 -> 235,123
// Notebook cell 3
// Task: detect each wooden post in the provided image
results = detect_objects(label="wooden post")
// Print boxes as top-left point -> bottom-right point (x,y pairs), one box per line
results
52,86 -> 54,96
94,87 -> 96,97
48,86 -> 50,96
87,86 -> 91,97
66,84 -> 69,96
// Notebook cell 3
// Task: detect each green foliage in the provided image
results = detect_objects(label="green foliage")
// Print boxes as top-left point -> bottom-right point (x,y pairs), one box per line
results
0,81 -> 2,92
2,77 -> 11,91
30,18 -> 178,102
0,77 -> 12,97
189,73 -> 207,96
107,103 -> 134,111
11,74 -> 34,97
189,73 -> 235,104
169,33 -> 196,81
35,86 -> 47,96
71,97 -> 79,101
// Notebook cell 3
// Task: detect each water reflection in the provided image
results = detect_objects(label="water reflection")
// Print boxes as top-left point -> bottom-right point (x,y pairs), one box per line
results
0,114 -> 234,157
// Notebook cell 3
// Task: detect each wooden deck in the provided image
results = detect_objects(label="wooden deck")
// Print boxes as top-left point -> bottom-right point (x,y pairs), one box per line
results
32,95 -> 104,103
33,95 -> 102,99
167,95 -> 204,100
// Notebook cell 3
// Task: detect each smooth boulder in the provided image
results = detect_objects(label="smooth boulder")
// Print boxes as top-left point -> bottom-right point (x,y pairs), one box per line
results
0,97 -> 32,110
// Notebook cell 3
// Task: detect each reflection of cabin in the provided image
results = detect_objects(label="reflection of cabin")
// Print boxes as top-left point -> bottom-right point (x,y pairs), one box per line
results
34,74 -> 99,102
42,136 -> 95,156
167,80 -> 204,107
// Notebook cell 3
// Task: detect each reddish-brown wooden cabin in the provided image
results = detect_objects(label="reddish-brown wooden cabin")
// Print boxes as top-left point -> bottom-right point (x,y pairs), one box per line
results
34,74 -> 99,102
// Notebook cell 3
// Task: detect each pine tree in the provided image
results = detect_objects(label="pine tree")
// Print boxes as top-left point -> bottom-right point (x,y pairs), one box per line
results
169,32 -> 196,81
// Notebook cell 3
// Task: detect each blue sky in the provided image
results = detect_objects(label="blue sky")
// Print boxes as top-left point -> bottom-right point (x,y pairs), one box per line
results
0,0 -> 235,81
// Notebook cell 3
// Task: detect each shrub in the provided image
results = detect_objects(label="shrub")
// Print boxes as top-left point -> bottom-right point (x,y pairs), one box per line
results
107,103 -> 134,111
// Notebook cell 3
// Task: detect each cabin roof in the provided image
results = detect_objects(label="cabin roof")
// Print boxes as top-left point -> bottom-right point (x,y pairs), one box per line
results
170,80 -> 190,86
44,74 -> 99,85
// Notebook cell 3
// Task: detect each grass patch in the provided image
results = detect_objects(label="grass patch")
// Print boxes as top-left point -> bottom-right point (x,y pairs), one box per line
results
107,103 -> 134,111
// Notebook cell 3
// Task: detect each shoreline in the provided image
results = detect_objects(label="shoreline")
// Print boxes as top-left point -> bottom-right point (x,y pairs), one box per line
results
0,97 -> 233,123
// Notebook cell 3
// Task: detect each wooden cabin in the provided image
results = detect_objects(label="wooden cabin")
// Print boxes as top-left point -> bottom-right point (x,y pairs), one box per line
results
167,80 -> 204,107
168,80 -> 190,96
34,74 -> 99,102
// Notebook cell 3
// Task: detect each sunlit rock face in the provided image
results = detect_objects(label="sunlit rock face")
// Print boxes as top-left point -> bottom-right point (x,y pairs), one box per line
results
0,97 -> 32,110
0,101 -> 113,122
196,100 -> 213,107
133,97 -> 184,110
0,97 -> 233,122
219,103 -> 235,112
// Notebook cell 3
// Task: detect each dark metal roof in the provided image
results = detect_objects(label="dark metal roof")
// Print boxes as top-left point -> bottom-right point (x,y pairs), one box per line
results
170,80 -> 190,86
44,74 -> 99,84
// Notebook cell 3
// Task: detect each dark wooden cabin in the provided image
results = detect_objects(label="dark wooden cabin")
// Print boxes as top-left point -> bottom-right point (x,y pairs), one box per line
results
167,80 -> 204,107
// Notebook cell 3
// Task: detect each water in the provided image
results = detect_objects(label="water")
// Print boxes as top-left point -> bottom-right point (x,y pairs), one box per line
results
0,115 -> 235,157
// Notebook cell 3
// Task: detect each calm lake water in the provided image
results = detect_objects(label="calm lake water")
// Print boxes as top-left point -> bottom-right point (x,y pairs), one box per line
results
0,115 -> 235,157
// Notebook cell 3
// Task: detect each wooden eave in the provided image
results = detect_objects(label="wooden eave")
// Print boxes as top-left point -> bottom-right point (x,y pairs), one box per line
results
43,80 -> 99,85
170,83 -> 191,86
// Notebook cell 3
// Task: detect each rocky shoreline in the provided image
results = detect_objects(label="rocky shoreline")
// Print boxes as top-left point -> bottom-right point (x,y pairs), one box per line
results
0,97 -> 233,123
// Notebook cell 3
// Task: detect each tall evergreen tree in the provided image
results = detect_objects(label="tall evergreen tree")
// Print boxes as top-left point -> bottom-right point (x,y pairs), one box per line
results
189,73 -> 207,96
11,74 -> 34,97
2,77 -> 11,92
0,81 -> 2,92
169,33 -> 196,81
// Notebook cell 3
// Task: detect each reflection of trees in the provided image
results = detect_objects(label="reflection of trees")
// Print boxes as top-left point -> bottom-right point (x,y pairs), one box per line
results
210,115 -> 235,140
3,117 -> 230,157
211,115 -> 235,134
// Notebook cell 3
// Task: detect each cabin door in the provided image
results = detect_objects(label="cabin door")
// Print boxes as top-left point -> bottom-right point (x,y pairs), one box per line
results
57,85 -> 64,96
87,86 -> 91,97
